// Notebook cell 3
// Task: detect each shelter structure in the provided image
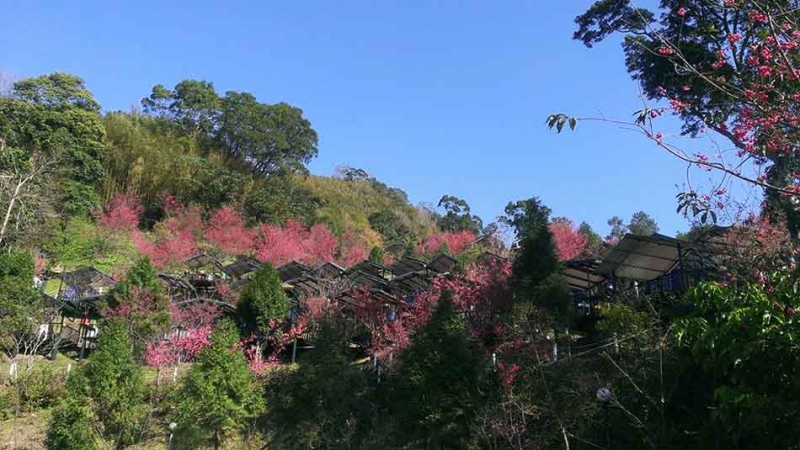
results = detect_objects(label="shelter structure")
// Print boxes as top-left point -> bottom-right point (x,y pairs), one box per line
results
42,267 -> 117,355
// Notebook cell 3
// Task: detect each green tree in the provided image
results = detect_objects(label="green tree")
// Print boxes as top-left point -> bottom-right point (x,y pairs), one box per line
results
628,211 -> 659,236
605,215 -> 627,243
390,294 -> 497,448
574,0 -> 800,235
577,221 -> 603,257
173,319 -> 263,450
0,251 -> 46,363
0,73 -> 105,225
243,175 -> 321,226
217,92 -> 319,177
46,372 -> 101,450
83,320 -> 144,447
368,209 -> 413,243
106,258 -> 170,355
267,315 -> 372,449
502,199 -> 558,294
141,80 -> 220,135
437,194 -> 483,234
237,264 -> 290,332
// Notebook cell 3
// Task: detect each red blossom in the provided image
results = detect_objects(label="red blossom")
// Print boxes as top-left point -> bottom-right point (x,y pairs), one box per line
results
100,192 -> 143,231
549,219 -> 588,261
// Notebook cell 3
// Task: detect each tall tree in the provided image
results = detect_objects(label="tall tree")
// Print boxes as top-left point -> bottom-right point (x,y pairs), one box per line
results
501,198 -> 560,298
606,215 -> 627,243
571,1 -> 800,234
628,210 -> 659,236
217,92 -> 319,177
266,315 -> 372,449
437,194 -> 483,235
577,221 -> 603,257
0,73 -> 105,221
83,319 -> 145,447
390,294 -> 497,448
237,264 -> 291,333
173,319 -> 263,450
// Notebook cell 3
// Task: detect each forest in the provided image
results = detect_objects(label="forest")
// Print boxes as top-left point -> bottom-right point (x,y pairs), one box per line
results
4,0 -> 800,449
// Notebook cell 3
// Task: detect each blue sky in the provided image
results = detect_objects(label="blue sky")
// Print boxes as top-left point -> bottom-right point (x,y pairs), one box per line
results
2,0 -> 707,237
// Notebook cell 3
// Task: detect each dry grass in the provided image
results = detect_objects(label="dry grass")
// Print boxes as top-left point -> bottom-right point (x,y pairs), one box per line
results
0,410 -> 50,450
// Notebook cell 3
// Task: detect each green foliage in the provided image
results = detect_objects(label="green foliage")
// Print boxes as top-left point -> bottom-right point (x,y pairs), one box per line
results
368,245 -> 385,264
173,319 -> 264,450
368,209 -> 413,244
107,258 -> 170,354
267,316 -> 372,449
46,397 -> 101,450
437,195 -> 483,234
299,174 -> 431,247
390,294 -> 497,448
0,250 -> 43,353
577,221 -> 603,257
83,320 -> 145,447
501,197 -> 562,305
9,363 -> 68,413
0,73 -> 105,218
238,264 -> 290,333
47,217 -> 138,272
628,210 -> 659,236
243,175 -> 321,226
672,275 -> 800,448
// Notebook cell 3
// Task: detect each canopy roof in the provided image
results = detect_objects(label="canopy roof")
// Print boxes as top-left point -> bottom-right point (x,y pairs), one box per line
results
44,267 -> 116,301
390,255 -> 427,276
277,261 -> 311,282
222,258 -> 262,279
428,253 -> 458,274
314,262 -> 345,280
596,233 -> 702,281
564,259 -> 605,291
185,253 -> 223,271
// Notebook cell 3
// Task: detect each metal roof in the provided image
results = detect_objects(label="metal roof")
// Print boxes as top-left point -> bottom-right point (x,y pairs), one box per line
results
596,233 -> 701,281
313,261 -> 345,279
277,261 -> 311,282
185,253 -> 220,270
428,253 -> 458,274
346,260 -> 392,280
222,258 -> 262,279
390,255 -> 427,276
564,259 -> 605,291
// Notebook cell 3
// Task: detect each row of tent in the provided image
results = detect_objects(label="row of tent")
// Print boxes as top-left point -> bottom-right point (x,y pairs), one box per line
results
40,251 -> 468,319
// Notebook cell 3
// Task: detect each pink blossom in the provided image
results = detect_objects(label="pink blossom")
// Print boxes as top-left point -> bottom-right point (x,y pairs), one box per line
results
99,192 -> 142,231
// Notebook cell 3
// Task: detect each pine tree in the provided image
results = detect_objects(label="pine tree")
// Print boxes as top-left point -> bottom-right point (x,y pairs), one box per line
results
173,319 -> 263,450
83,319 -> 144,447
237,264 -> 290,332
267,315 -> 371,449
502,199 -> 563,296
46,372 -> 101,450
390,294 -> 497,448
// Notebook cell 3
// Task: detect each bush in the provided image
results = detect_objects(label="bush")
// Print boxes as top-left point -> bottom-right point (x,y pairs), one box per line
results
10,364 -> 68,413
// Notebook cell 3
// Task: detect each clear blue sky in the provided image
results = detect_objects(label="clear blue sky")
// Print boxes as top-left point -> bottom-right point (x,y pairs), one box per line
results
2,0 -> 701,237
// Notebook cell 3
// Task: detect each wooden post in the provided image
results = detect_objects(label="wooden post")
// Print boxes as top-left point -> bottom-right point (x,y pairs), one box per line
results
291,338 -> 298,363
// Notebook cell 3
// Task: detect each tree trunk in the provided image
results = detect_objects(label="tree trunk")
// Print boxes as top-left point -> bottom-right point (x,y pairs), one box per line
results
0,182 -> 21,245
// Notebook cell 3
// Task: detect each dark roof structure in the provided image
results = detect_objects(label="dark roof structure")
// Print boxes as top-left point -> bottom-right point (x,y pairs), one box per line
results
597,233 -> 689,281
390,255 -> 427,276
43,267 -> 117,315
427,253 -> 458,274
185,253 -> 224,272
223,258 -> 262,279
278,261 -> 311,282
564,259 -> 605,291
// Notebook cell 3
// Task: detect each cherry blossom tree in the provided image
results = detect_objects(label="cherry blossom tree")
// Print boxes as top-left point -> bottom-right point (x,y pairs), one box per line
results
204,206 -> 255,256
549,218 -> 588,261
99,192 -> 142,231
416,231 -> 476,256
554,0 -> 800,235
